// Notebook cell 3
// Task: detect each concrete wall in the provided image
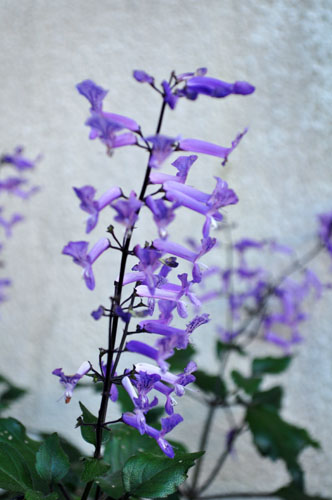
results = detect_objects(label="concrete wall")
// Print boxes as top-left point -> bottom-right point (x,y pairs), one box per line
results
0,1 -> 331,497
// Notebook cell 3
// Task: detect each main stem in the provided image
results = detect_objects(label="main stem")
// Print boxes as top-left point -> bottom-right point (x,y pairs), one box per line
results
80,100 -> 167,500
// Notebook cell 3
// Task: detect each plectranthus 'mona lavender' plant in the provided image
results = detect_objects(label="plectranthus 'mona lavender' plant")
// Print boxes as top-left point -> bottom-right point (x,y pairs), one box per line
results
0,146 -> 40,312
53,69 -> 255,499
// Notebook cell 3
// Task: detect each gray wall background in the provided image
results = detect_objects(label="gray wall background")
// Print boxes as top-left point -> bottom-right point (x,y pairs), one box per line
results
0,0 -> 331,498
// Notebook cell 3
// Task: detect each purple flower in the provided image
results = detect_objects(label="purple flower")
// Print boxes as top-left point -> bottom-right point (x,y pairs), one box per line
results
0,177 -> 39,199
135,361 -> 197,397
122,412 -> 183,458
112,191 -> 143,229
73,185 -> 122,233
133,70 -> 154,84
122,374 -> 160,435
0,212 -> 24,238
131,245 -> 163,293
91,305 -> 104,320
0,146 -> 41,171
62,238 -> 110,290
52,361 -> 90,403
76,80 -> 108,112
179,76 -> 255,100
85,112 -> 137,151
149,155 -> 198,185
146,197 -> 176,239
164,177 -> 238,237
178,129 -> 247,166
146,135 -> 178,169
139,313 -> 209,355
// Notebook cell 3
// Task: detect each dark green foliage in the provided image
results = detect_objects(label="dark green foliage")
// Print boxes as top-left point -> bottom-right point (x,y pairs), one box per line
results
247,405 -> 319,488
194,370 -> 227,400
35,433 -> 70,482
78,402 -> 109,446
252,356 -> 292,376
80,458 -> 110,482
122,451 -> 203,498
168,344 -> 197,372
231,370 -> 262,395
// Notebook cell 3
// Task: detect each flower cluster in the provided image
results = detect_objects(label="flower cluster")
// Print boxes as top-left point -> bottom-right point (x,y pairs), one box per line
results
0,147 -> 40,310
197,233 -> 329,352
56,69 -> 255,457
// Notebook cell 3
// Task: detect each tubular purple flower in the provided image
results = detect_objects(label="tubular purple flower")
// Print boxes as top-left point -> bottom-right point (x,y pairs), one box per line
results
146,197 -> 176,238
112,191 -> 143,229
178,129 -> 247,166
149,155 -> 197,185
180,76 -> 255,100
146,135 -> 179,169
76,80 -> 108,112
102,111 -> 140,132
133,70 -> 154,84
62,238 -> 110,290
85,112 -> 137,152
132,245 -> 163,293
111,132 -> 137,148
122,412 -> 183,458
140,320 -> 188,349
153,239 -> 197,263
0,146 -> 41,171
52,361 -> 90,403
122,374 -> 160,435
74,185 -> 122,233
135,361 -> 197,397
126,340 -> 159,361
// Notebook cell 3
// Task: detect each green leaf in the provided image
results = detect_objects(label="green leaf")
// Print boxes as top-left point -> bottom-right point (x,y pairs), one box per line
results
78,402 -> 109,446
35,433 -> 70,482
247,406 -> 320,486
274,483 -> 330,500
0,418 -> 46,492
98,470 -> 125,500
103,424 -> 165,471
122,451 -> 203,498
252,356 -> 292,377
80,458 -> 110,483
216,340 -> 245,359
194,370 -> 227,400
168,345 -> 196,372
25,490 -> 58,500
231,370 -> 262,395
0,442 -> 33,491
252,386 -> 283,412
40,433 -> 83,493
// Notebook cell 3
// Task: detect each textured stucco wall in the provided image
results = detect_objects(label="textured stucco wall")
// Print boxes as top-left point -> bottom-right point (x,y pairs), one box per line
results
0,0 -> 331,498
